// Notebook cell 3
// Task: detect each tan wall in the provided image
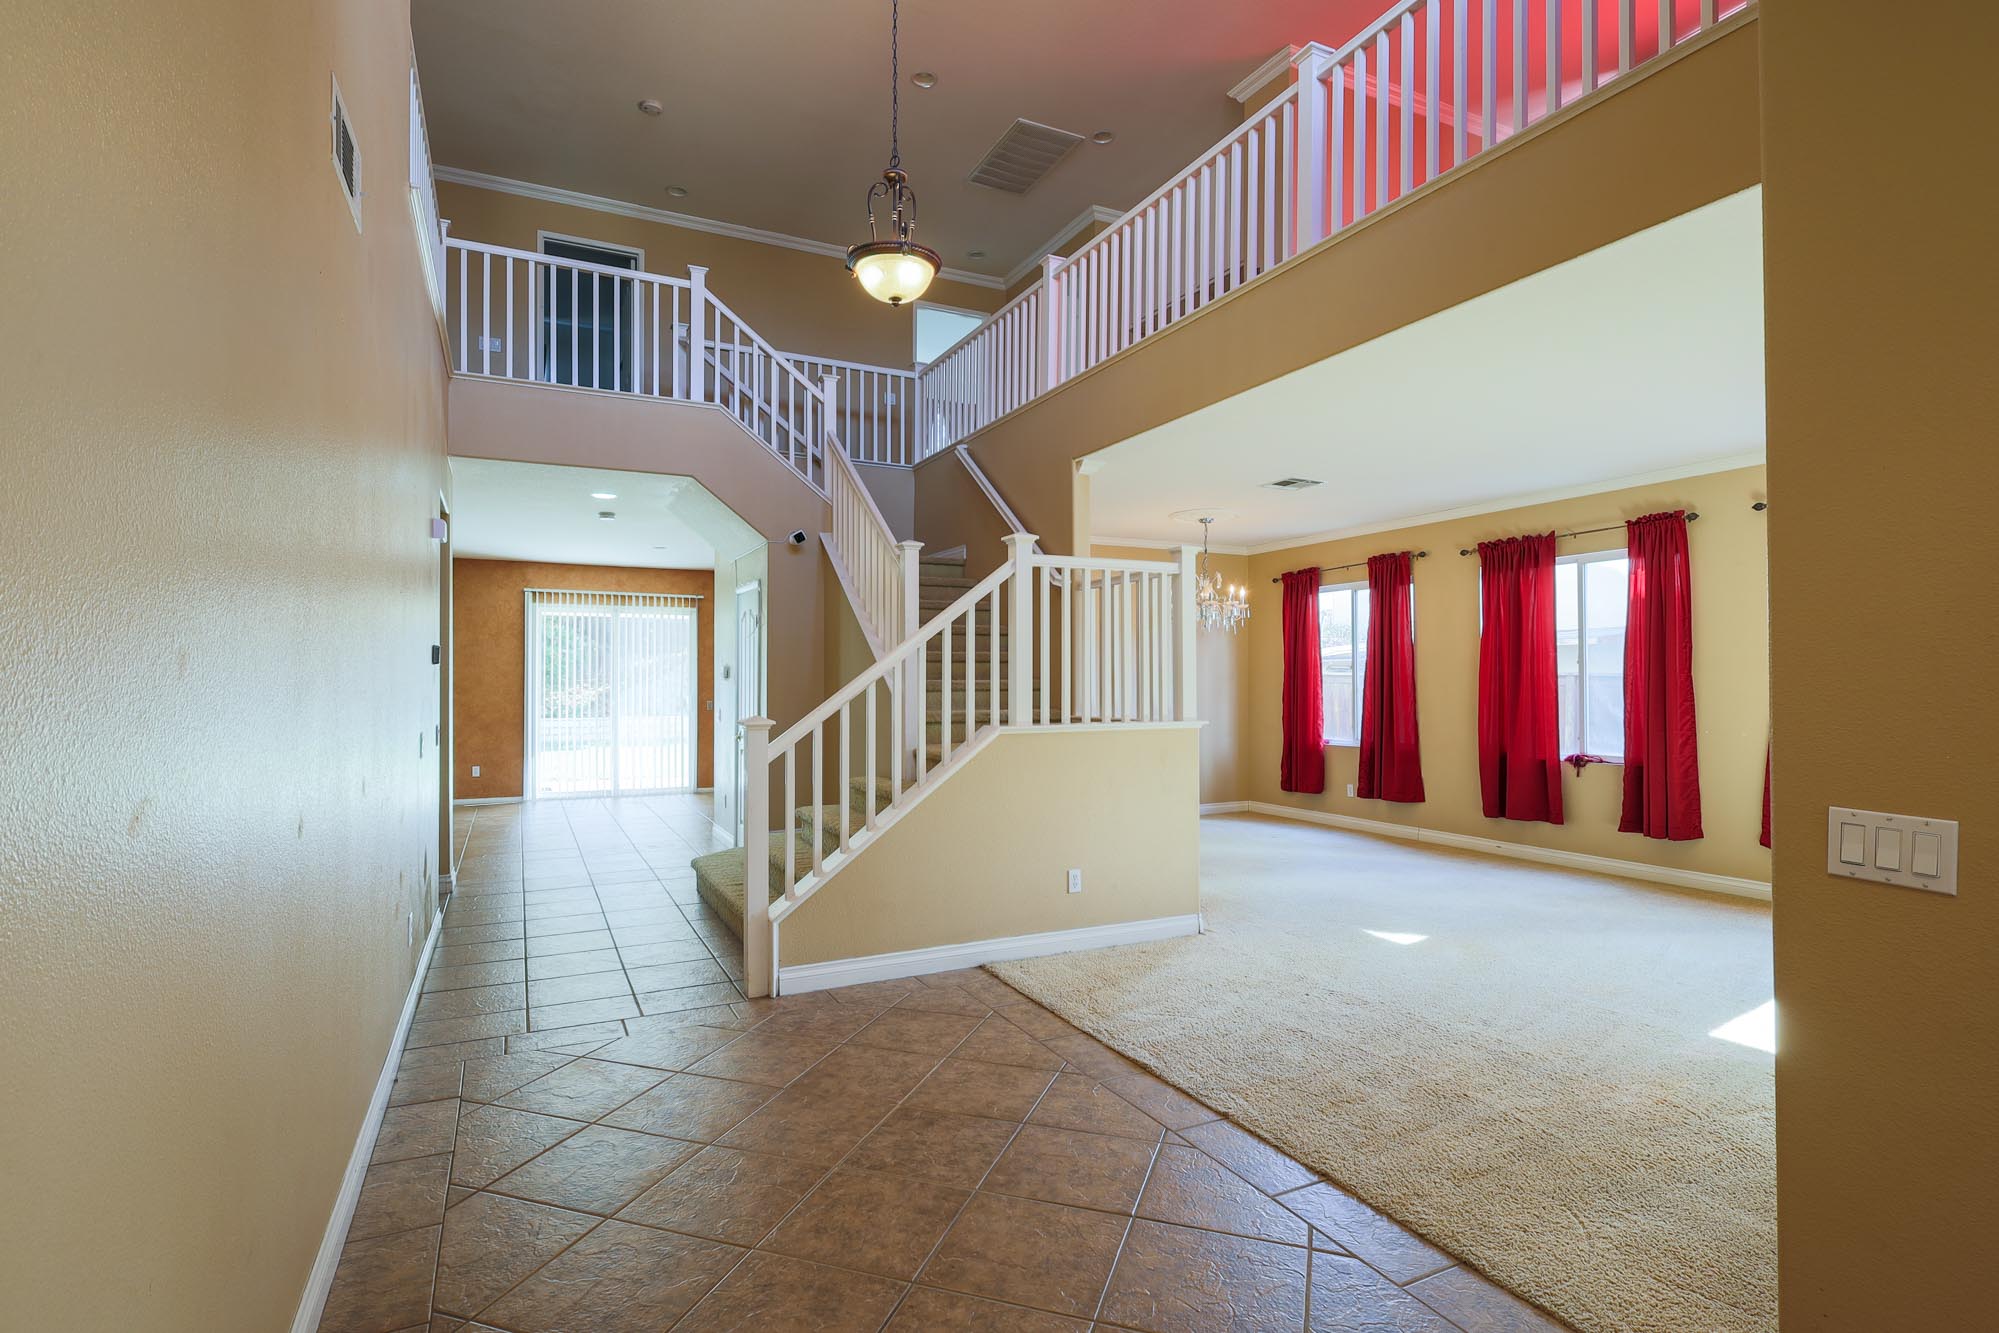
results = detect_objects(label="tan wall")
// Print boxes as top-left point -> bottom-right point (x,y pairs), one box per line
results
781,726 -> 1203,966
0,2 -> 448,1329
1761,2 -> 1999,1325
952,21 -> 1762,560
913,447 -> 1026,580
453,560 -> 716,800
437,181 -> 1004,368
1002,217 -> 1114,302
1247,466 -> 1771,884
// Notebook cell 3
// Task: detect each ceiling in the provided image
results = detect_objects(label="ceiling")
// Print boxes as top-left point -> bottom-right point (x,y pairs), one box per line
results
1087,188 -> 1767,552
412,0 -> 1391,281
448,458 -> 760,568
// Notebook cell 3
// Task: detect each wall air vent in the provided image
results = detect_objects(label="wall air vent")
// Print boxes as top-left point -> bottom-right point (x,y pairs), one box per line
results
1262,477 -> 1324,491
330,76 -> 362,231
968,119 -> 1084,194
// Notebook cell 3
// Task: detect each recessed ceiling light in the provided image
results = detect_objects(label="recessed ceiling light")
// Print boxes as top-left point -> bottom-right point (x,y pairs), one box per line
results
637,98 -> 664,116
590,491 -> 618,500
665,186 -> 689,199
597,511 -> 616,521
912,72 -> 937,89
1090,130 -> 1116,145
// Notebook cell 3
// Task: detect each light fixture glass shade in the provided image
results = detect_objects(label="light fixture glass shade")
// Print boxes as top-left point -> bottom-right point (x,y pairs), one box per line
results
847,240 -> 939,306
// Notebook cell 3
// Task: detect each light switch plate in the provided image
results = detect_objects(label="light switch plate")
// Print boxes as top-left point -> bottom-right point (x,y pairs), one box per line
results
1826,807 -> 1958,896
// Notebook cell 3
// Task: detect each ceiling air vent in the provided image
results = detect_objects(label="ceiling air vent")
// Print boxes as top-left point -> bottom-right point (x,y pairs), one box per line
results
1262,477 -> 1324,491
968,119 -> 1084,194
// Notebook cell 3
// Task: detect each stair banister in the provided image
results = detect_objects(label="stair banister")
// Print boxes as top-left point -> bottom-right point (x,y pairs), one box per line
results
687,265 -> 709,401
1006,533 -> 1035,731
742,715 -> 774,998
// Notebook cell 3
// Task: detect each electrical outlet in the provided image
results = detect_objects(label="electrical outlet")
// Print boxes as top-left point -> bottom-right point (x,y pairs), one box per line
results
472,764 -> 481,777
478,335 -> 504,353
1067,868 -> 1083,894
1346,784 -> 1356,798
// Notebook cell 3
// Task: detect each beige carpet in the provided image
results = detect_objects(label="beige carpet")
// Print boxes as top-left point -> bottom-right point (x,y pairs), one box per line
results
991,813 -> 1774,1333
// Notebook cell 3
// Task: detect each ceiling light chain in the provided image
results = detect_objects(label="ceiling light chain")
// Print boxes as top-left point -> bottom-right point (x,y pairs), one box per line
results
845,0 -> 941,306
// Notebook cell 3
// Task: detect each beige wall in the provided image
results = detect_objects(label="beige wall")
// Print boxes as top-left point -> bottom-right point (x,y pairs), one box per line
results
949,21 -> 1761,560
781,726 -> 1203,966
1002,216 -> 1114,302
452,560 -> 716,800
0,2 -> 449,1329
437,180 -> 1004,369
1247,466 -> 1772,884
1762,2 -> 1999,1325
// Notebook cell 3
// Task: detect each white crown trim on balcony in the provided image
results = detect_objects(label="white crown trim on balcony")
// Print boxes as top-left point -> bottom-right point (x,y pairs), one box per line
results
1002,204 -> 1129,290
432,166 -> 1006,289
1228,45 -> 1302,104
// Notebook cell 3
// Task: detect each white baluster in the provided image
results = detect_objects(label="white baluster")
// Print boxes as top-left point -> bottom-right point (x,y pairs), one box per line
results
1175,546 -> 1198,721
742,717 -> 773,997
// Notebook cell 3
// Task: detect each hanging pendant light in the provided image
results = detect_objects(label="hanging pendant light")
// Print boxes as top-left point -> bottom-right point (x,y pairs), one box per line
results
846,0 -> 940,306
1195,517 -> 1251,634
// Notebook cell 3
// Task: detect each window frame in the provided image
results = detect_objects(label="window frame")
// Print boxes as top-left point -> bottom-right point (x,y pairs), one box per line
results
1318,579 -> 1369,748
910,300 -> 988,367
1556,548 -> 1629,763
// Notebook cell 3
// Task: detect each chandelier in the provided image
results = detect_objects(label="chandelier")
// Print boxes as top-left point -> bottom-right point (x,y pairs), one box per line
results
845,0 -> 940,306
1195,517 -> 1250,634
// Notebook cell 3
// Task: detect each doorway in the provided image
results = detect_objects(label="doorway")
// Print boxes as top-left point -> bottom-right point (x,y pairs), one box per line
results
524,589 -> 701,797
537,234 -> 641,391
733,579 -> 763,842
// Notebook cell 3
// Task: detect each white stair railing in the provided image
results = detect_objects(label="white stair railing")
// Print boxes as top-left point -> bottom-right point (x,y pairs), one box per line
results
916,0 -> 1757,457
443,237 -> 829,496
739,536 -> 1196,995
786,352 -> 920,467
822,373 -> 919,654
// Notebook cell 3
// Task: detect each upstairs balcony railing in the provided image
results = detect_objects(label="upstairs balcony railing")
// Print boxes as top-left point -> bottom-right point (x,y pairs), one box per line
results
916,0 -> 1754,457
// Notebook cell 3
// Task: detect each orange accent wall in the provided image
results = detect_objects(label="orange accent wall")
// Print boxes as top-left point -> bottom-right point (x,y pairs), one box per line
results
454,559 -> 715,799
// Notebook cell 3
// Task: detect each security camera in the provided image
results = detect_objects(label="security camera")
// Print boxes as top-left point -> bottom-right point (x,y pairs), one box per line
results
786,529 -> 809,548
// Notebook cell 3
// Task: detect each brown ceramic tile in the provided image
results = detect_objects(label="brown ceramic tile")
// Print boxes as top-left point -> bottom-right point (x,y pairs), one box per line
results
636,981 -> 744,1016
919,1191 -> 1127,1318
748,1001 -> 883,1044
415,983 -> 528,1024
984,1123 -> 1157,1213
791,1042 -> 942,1102
398,1036 -> 505,1070
441,922 -> 524,948
845,1106 -> 1021,1189
390,1060 -> 464,1107
1308,1253 -> 1459,1332
318,1224 -> 440,1333
525,912 -> 608,939
675,1250 -> 907,1333
1179,1120 -> 1319,1196
625,958 -> 730,992
349,1153 -> 453,1242
1098,1218 -> 1309,1333
826,978 -> 924,1007
475,1218 -> 741,1332
408,1011 -> 527,1049
1105,1072 -> 1221,1131
1277,1184 -> 1452,1285
985,1003 -> 1079,1043
433,1191 -> 597,1318
506,1021 -> 627,1054
1405,1265 -> 1571,1332
907,1058 -> 1058,1122
684,1029 -> 840,1087
952,1016 -> 1065,1070
850,1006 -> 984,1056
716,1081 -> 902,1166
895,985 -> 998,1018
425,959 -> 526,992
1040,1033 -> 1146,1081
431,940 -> 527,969
587,1021 -> 738,1072
603,1073 -> 776,1142
883,1286 -> 1089,1331
490,1124 -> 701,1215
616,938 -> 715,967
525,970 -> 633,1008
459,1052 -> 573,1104
449,1104 -> 584,1188
616,1144 -> 824,1245
524,947 -> 625,981
1137,1145 -> 1310,1245
525,929 -> 616,957
529,995 -> 642,1030
497,1058 -> 665,1120
762,1167 -> 970,1279
372,1100 -> 460,1164
1029,1073 -> 1168,1143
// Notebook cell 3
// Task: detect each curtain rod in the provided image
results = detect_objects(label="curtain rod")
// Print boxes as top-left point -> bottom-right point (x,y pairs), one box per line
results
1455,512 -> 1700,557
1269,551 -> 1428,584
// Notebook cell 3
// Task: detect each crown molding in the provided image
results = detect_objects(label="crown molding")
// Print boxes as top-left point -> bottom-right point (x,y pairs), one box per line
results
1002,204 -> 1128,289
1229,45 -> 1301,104
1240,453 -> 1766,556
432,166 -> 1006,289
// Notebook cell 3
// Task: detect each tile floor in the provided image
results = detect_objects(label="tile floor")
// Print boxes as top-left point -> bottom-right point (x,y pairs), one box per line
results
318,796 -> 1567,1332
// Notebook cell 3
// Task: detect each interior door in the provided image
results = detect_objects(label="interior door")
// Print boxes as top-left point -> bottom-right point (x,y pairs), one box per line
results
538,237 -> 638,391
733,581 -> 763,842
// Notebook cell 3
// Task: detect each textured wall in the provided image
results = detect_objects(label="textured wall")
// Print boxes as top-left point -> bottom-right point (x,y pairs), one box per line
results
453,560 -> 716,800
1761,1 -> 1999,1324
0,1 -> 449,1329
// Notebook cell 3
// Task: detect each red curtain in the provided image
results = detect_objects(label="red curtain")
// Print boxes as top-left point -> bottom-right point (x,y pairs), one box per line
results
1280,568 -> 1325,794
1620,511 -> 1703,839
1477,535 -> 1563,824
1357,552 -> 1425,802
1760,746 -> 1772,848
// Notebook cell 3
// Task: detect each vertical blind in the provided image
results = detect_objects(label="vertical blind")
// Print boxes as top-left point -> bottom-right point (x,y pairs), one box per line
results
525,589 -> 701,797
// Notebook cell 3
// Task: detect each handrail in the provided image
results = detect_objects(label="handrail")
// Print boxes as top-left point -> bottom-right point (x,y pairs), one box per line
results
786,350 -> 920,467
953,446 -> 1031,542
823,422 -> 909,651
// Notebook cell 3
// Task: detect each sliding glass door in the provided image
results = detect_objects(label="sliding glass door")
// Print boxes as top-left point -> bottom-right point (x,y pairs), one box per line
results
525,590 -> 699,797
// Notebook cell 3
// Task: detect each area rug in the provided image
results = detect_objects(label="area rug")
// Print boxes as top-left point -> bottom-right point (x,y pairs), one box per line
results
990,813 -> 1775,1333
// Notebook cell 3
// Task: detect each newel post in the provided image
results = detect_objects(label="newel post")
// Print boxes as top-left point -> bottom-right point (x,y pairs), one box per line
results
686,265 -> 709,404
1291,43 -> 1337,253
1003,534 -> 1038,728
1174,545 -> 1199,722
741,716 -> 774,998
898,540 -> 925,749
819,371 -> 840,483
1038,253 -> 1066,395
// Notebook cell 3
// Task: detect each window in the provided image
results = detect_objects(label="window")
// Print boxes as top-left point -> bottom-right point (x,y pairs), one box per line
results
1319,582 -> 1371,746
913,304 -> 984,364
1556,551 -> 1629,759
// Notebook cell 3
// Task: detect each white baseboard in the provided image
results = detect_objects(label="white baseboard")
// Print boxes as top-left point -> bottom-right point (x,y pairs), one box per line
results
776,914 -> 1203,995
1240,801 -> 1771,903
1200,800 -> 1250,815
291,908 -> 444,1333
453,796 -> 520,807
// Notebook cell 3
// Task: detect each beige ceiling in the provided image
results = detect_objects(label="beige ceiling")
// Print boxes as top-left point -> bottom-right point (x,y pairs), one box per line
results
412,0 -> 1387,280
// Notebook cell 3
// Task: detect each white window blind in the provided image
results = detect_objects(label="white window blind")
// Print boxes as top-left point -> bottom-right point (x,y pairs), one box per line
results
525,589 -> 701,797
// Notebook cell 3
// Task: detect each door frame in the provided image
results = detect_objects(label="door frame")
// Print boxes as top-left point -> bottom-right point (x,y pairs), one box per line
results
435,492 -> 453,903
732,579 -> 764,843
534,231 -> 645,390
